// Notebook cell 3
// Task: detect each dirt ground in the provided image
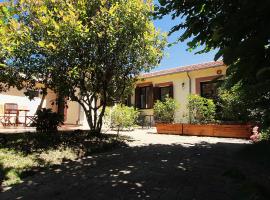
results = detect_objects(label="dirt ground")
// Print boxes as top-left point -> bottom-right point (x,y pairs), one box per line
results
1,128 -> 270,200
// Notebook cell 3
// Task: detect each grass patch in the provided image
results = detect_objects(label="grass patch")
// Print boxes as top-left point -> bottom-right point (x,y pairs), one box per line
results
0,131 -> 128,188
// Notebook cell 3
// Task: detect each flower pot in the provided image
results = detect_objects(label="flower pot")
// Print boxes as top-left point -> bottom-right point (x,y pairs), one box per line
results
156,123 -> 183,135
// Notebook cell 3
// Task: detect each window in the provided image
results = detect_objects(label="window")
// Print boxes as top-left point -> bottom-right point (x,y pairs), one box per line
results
160,86 -> 171,102
154,84 -> 173,102
135,85 -> 153,109
200,80 -> 222,99
140,86 -> 151,109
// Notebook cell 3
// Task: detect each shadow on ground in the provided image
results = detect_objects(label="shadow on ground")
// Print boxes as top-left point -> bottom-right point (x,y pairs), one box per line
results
0,131 -> 131,154
1,140 -> 270,200
0,131 -> 131,189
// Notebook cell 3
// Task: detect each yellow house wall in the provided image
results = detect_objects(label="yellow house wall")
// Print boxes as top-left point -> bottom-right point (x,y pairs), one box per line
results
66,100 -> 80,124
131,65 -> 227,123
44,89 -> 58,112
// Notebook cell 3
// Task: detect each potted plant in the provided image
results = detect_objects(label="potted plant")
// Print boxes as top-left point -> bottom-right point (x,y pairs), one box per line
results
153,98 -> 182,134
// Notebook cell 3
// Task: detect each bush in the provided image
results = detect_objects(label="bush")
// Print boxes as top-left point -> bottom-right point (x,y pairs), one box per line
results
106,104 -> 139,131
217,83 -> 249,122
260,128 -> 270,141
153,98 -> 179,123
187,94 -> 216,124
34,108 -> 64,133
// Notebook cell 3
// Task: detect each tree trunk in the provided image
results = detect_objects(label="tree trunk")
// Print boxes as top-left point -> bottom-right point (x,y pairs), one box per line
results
35,88 -> 47,115
57,93 -> 66,122
83,103 -> 106,134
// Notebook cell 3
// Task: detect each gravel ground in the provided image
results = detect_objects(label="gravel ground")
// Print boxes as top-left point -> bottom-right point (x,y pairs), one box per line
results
1,128 -> 270,200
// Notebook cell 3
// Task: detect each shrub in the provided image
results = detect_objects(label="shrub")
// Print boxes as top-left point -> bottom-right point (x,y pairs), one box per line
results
106,104 -> 139,131
260,128 -> 270,141
34,108 -> 64,133
217,83 -> 249,122
153,98 -> 179,123
187,94 -> 216,124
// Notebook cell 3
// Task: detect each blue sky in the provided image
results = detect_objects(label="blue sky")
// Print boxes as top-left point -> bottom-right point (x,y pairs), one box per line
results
0,0 -> 218,71
153,0 -> 218,71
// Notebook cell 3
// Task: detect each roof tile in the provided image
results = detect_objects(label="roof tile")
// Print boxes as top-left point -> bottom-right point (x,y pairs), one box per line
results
141,61 -> 224,78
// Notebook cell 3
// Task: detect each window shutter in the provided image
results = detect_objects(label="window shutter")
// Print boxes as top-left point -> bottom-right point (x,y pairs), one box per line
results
148,85 -> 154,108
169,84 -> 174,98
135,87 -> 140,108
153,87 -> 160,102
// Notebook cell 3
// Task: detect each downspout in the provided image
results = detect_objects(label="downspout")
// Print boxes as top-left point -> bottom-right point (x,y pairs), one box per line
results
186,71 -> 192,123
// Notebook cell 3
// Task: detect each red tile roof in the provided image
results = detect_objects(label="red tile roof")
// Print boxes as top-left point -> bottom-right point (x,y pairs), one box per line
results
141,61 -> 224,78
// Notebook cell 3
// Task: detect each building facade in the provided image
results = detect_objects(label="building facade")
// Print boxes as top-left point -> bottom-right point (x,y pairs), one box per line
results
131,61 -> 226,123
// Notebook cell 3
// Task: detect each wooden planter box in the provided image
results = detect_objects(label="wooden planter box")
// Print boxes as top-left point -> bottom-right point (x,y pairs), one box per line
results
213,124 -> 252,138
156,123 -> 183,135
183,124 -> 215,137
182,124 -> 252,138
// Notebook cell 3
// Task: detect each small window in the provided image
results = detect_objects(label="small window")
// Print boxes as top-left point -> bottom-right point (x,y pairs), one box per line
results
160,86 -> 171,102
200,80 -> 222,99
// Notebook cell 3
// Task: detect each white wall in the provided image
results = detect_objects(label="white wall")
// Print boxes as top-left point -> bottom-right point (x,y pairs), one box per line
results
0,87 -> 42,116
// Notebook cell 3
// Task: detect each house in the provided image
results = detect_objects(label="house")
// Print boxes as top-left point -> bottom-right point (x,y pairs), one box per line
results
0,60 -> 226,128
0,87 -> 86,126
131,61 -> 226,123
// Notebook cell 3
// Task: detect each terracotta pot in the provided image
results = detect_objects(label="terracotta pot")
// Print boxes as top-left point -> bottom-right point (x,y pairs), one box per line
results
156,123 -> 183,135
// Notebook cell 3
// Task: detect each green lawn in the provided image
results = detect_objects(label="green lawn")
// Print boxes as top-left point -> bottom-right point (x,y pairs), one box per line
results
0,131 -> 128,188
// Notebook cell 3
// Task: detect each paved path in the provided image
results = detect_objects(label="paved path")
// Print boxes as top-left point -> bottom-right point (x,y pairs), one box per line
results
1,129 -> 270,200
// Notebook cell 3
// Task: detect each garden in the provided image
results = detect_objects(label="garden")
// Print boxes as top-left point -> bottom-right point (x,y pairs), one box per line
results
0,0 -> 269,198
153,94 -> 270,141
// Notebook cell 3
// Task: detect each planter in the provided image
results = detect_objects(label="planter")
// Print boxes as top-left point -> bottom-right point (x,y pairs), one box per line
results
155,123 -> 252,138
182,124 -> 252,138
213,124 -> 252,138
156,123 -> 183,135
183,124 -> 214,137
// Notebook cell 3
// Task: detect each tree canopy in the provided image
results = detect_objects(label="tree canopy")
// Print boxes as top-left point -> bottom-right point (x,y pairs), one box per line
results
155,0 -> 270,127
0,0 -> 166,132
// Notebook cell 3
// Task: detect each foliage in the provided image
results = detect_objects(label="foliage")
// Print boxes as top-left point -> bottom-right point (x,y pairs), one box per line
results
153,98 -> 179,123
216,82 -> 249,122
187,94 -> 216,124
155,0 -> 270,127
0,0 -> 166,133
0,131 -> 128,187
106,104 -> 139,131
34,108 -> 63,133
260,128 -> 270,141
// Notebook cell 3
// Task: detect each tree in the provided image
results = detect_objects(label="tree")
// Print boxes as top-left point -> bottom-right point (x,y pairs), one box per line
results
155,0 -> 270,127
0,0 -> 166,133
0,2 -> 50,111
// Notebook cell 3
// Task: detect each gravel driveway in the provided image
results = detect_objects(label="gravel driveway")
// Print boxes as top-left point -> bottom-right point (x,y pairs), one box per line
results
1,128 -> 269,200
